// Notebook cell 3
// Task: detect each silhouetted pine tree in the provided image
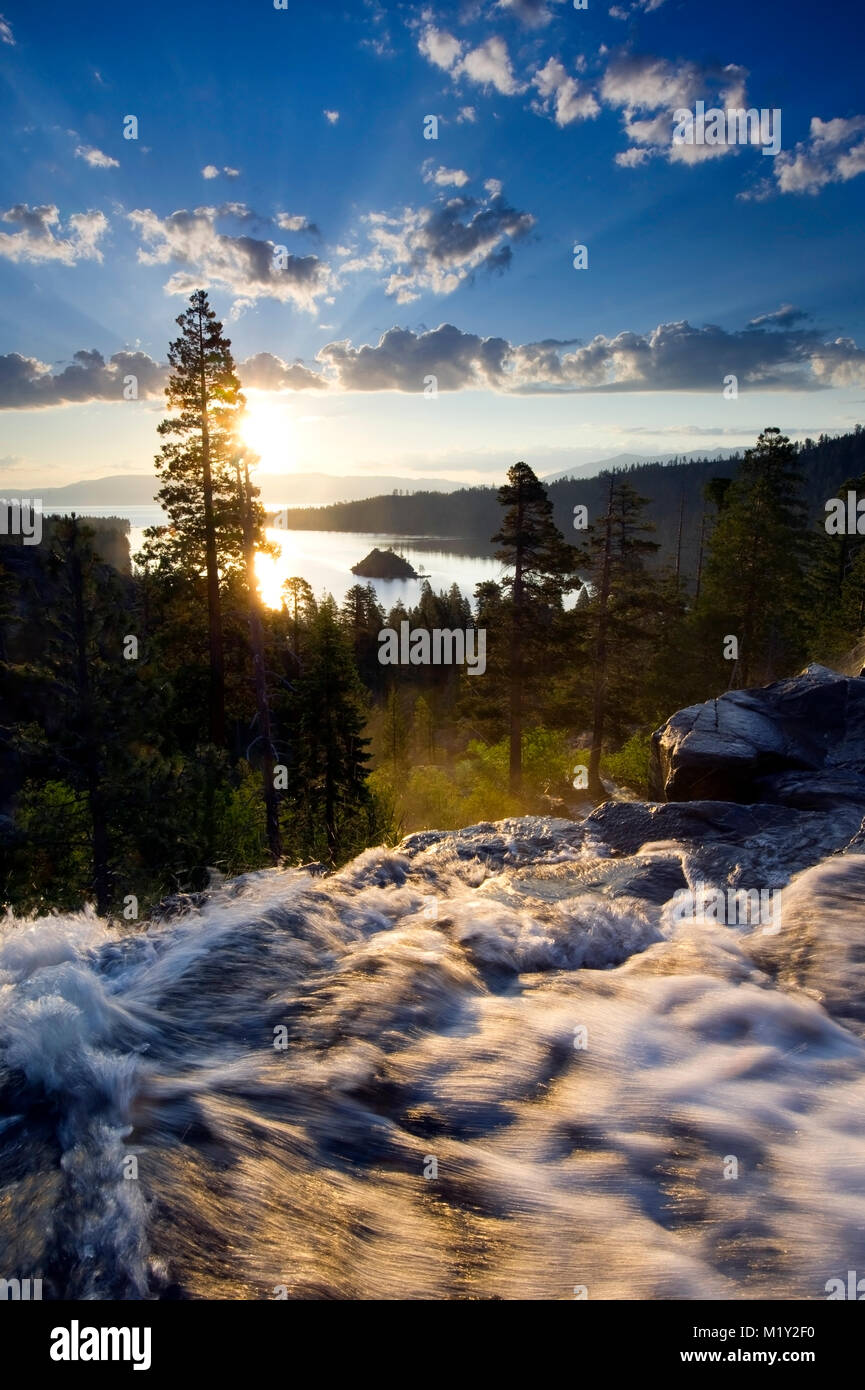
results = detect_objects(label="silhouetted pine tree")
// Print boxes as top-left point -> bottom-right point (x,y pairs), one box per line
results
137,289 -> 250,745
492,462 -> 577,792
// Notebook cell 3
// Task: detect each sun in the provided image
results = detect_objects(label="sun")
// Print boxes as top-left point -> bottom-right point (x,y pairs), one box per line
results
238,396 -> 295,473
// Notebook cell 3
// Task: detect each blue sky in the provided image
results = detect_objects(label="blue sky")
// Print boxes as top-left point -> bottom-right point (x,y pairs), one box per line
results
1,0 -> 864,487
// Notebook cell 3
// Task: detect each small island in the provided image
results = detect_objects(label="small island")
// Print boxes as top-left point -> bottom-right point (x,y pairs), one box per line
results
351,546 -> 419,579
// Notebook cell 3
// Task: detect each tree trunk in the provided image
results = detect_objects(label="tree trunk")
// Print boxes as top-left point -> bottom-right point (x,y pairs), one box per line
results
198,312 -> 226,746
69,523 -> 110,915
695,511 -> 706,600
238,460 -> 282,863
674,490 -> 685,588
508,490 -> 525,794
588,479 -> 614,800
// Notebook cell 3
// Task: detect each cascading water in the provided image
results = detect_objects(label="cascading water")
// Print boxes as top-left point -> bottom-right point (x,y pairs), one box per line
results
2,807 -> 865,1300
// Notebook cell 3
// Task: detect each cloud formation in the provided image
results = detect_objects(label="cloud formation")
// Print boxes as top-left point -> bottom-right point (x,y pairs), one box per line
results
238,352 -> 328,391
602,54 -> 752,166
495,0 -> 565,27
774,115 -> 865,194
315,317 -> 865,394
0,204 -> 108,264
341,181 -> 535,302
0,349 -> 167,408
0,348 -> 326,408
128,205 -> 331,310
418,25 -> 524,95
75,145 -> 119,169
424,165 -> 471,187
6,311 -> 863,409
533,57 -> 599,126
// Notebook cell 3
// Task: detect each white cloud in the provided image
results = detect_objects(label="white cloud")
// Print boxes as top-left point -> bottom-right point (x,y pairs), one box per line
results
425,165 -> 470,187
533,57 -> 599,126
417,26 -> 524,96
342,181 -> 535,303
418,25 -> 462,73
0,204 -> 108,265
202,165 -> 220,179
495,0 -> 564,27
0,14 -> 14,45
457,106 -> 477,123
772,114 -> 865,194
602,54 -> 752,167
75,145 -> 119,169
460,36 -> 524,95
128,205 -> 332,311
324,109 -> 340,124
238,352 -> 327,391
224,166 -> 240,178
610,0 -> 667,14
276,212 -> 316,231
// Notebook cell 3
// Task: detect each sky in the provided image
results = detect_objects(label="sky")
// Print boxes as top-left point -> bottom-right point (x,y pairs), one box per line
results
0,0 -> 864,489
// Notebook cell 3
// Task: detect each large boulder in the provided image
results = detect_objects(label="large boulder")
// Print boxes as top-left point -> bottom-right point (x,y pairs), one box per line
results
649,664 -> 865,804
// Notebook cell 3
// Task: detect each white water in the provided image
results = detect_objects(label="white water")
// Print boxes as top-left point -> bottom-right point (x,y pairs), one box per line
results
2,813 -> 865,1300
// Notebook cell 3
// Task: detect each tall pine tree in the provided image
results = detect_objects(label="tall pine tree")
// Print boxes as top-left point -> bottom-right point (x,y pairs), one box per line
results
492,462 -> 576,792
138,290 -> 246,745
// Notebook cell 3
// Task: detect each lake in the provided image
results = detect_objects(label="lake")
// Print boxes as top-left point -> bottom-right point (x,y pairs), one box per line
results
69,507 -> 504,611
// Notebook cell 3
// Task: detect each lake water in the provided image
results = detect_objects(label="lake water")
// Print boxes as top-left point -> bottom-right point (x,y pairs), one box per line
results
69,506 -> 504,611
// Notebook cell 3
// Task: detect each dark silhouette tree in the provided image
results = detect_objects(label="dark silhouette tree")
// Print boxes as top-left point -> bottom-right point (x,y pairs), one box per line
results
492,462 -> 576,793
697,428 -> 810,686
138,290 -> 246,745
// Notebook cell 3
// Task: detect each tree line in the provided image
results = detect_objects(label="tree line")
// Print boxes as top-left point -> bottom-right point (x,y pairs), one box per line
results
1,289 -> 863,917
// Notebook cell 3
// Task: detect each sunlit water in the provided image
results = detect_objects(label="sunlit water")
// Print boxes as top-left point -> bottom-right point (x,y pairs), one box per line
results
68,508 -> 502,611
254,529 -> 503,611
2,807 -> 865,1300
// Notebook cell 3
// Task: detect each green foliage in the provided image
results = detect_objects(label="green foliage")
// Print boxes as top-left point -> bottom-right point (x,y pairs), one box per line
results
602,731 -> 653,796
2,780 -> 91,913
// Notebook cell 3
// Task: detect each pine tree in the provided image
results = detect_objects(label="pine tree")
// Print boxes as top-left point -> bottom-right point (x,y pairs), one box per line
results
137,290 -> 246,745
492,462 -> 577,792
291,597 -> 373,863
697,428 -> 810,686
579,480 -> 660,796
282,576 -> 316,668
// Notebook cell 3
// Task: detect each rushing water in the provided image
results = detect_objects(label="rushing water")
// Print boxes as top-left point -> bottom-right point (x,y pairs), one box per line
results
2,805 -> 865,1300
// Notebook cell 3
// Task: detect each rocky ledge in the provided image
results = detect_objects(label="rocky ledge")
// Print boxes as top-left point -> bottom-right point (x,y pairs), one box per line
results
649,663 -> 865,810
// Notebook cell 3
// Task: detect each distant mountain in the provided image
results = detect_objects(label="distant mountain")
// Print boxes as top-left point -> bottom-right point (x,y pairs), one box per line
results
0,472 -> 460,507
543,448 -> 738,483
0,475 -> 161,505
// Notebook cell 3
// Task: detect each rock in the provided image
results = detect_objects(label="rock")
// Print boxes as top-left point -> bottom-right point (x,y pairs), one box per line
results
649,664 -> 865,804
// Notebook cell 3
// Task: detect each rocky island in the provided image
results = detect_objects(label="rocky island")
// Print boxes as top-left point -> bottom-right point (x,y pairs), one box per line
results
351,546 -> 419,579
